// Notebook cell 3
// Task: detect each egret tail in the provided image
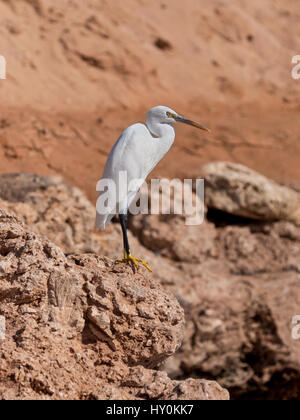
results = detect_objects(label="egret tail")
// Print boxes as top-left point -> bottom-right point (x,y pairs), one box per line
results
95,211 -> 114,231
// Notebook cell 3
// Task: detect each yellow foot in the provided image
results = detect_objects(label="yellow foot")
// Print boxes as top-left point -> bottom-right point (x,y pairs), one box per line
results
116,251 -> 152,272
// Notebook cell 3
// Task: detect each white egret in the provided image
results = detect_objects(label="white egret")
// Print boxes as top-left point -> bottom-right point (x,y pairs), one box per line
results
96,106 -> 210,272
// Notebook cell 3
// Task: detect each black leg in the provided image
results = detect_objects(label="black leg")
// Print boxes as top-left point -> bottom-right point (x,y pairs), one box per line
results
119,214 -> 130,255
118,214 -> 152,272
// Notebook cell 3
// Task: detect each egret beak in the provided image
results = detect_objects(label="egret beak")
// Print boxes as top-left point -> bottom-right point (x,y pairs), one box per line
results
174,115 -> 210,132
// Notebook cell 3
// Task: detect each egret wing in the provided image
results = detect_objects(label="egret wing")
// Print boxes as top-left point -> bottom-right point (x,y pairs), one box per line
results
96,124 -> 153,229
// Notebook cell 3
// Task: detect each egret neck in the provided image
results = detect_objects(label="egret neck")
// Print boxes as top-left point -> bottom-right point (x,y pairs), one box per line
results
146,115 -> 175,153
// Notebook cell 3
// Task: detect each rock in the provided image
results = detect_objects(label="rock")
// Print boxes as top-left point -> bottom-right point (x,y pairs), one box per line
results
129,214 -> 217,263
0,173 -> 58,203
163,267 -> 300,399
128,177 -> 210,263
218,221 -> 300,275
127,206 -> 300,399
202,162 -> 300,224
73,254 -> 185,368
78,365 -> 229,400
0,173 -> 143,261
0,208 -> 228,400
169,377 -> 229,400
0,173 -> 98,255
121,366 -> 229,400
4,169 -> 300,399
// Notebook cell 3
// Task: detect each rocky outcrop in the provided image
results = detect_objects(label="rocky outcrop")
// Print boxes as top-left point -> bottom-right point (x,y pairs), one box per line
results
203,162 -> 300,224
129,214 -> 217,264
0,209 -> 228,400
0,173 -> 98,255
119,367 -> 229,400
125,166 -> 300,399
163,267 -> 300,400
218,221 -> 300,275
3,164 -> 300,400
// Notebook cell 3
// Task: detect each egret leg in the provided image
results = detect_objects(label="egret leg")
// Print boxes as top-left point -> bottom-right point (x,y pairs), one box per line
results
116,214 -> 152,272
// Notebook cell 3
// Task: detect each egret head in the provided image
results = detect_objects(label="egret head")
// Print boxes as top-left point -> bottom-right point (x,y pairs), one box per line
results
146,106 -> 210,132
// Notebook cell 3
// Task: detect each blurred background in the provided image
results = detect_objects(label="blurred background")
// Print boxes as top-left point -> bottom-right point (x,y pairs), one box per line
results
0,0 -> 299,202
0,0 -> 300,401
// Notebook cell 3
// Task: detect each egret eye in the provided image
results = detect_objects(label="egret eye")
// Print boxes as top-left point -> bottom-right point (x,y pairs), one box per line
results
166,111 -> 174,118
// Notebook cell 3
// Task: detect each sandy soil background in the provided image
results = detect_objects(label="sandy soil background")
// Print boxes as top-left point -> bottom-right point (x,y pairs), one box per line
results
0,0 -> 299,201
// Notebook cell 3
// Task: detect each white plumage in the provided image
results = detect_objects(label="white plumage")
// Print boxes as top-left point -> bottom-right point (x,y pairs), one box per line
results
96,105 -> 209,231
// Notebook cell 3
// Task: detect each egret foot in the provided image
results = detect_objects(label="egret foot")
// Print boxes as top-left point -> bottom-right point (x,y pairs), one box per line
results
116,250 -> 152,272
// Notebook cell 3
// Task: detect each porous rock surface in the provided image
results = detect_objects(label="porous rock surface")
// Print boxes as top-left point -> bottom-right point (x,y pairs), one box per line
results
202,162 -> 300,224
0,173 -> 97,255
163,267 -> 300,400
0,209 -> 228,400
129,214 -> 217,264
4,165 -> 300,400
127,167 -> 300,399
